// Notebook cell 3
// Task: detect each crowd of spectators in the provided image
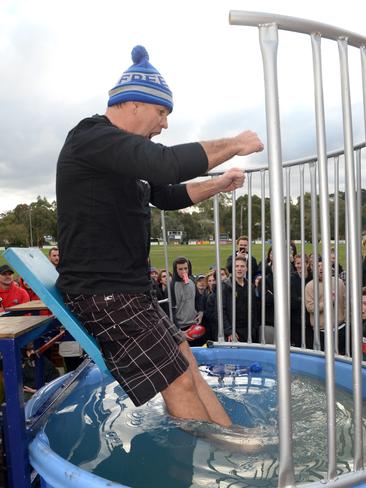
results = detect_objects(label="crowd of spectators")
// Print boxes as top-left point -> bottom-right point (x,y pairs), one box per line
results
147,235 -> 364,356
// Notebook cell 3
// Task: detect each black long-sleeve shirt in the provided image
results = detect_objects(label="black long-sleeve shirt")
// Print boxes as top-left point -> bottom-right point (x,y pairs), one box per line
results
56,114 -> 208,295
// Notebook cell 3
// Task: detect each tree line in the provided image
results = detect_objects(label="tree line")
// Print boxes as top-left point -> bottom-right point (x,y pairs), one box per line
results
1,191 -> 365,247
151,190 -> 366,242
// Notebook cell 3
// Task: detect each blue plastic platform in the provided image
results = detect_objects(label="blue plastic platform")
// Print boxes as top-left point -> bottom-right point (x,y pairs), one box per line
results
3,247 -> 110,375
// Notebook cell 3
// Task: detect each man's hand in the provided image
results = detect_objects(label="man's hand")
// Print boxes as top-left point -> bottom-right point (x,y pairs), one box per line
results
216,168 -> 246,193
234,131 -> 264,156
195,312 -> 204,324
184,331 -> 195,341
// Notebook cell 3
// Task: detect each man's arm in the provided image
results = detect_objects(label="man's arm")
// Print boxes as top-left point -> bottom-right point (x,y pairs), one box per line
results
186,167 -> 245,204
200,131 -> 263,170
151,167 -> 246,210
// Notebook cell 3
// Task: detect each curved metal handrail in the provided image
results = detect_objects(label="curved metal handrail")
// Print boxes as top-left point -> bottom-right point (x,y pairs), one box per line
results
208,140 -> 365,176
229,10 -> 366,48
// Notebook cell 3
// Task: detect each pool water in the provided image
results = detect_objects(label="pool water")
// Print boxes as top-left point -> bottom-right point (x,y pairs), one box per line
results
42,360 -> 366,487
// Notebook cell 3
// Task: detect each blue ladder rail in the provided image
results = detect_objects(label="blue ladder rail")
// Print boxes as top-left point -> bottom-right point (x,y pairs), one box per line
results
3,247 -> 110,376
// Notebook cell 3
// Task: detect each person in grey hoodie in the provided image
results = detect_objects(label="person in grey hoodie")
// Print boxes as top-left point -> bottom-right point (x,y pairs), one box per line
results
171,257 -> 205,345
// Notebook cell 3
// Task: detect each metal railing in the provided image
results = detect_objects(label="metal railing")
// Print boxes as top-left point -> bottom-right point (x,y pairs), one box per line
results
161,11 -> 366,488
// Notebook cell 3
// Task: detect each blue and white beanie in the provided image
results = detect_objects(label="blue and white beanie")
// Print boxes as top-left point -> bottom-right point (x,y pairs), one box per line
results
108,45 -> 173,112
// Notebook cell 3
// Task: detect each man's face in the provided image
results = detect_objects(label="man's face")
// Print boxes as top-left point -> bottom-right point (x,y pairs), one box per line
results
176,262 -> 189,279
0,271 -> 14,289
362,296 -> 366,320
49,250 -> 59,266
237,239 -> 248,253
235,260 -> 247,279
134,103 -> 169,139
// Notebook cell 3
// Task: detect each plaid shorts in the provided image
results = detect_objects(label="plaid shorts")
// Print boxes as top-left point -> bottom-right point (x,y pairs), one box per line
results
63,291 -> 189,406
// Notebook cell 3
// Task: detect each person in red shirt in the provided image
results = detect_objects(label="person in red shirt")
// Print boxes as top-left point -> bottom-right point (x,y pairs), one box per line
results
0,264 -> 30,310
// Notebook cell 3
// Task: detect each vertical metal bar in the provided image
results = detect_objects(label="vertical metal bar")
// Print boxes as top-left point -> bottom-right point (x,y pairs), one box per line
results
231,190 -> 237,342
309,162 -> 321,350
161,211 -> 173,322
247,173 -> 253,343
300,165 -> 306,349
356,149 -> 362,256
345,205 -> 351,357
286,167 -> 291,325
213,191 -> 225,342
334,157 -> 340,354
338,36 -> 363,470
361,46 -> 366,143
311,32 -> 337,480
261,170 -> 266,344
259,23 -> 294,487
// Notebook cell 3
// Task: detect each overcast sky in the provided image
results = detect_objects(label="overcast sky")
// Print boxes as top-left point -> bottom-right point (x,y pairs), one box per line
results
1,0 -> 365,213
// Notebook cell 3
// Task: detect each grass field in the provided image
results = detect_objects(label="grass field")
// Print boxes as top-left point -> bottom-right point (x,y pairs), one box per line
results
0,243 -> 345,276
148,243 -> 347,274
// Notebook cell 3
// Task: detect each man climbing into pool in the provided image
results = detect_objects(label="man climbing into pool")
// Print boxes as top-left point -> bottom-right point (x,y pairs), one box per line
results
56,45 -> 264,427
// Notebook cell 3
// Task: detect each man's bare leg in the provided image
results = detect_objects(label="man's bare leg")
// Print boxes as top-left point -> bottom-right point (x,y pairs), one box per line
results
160,366 -> 212,422
179,341 -> 232,427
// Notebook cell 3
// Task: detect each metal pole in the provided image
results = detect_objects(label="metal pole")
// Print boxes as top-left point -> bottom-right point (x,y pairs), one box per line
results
334,157 -> 340,354
161,211 -> 173,322
309,162 -> 321,350
259,22 -> 294,487
356,149 -> 362,256
300,165 -> 306,349
286,167 -> 291,325
231,190 -> 237,342
213,191 -> 225,342
247,173 -> 253,343
338,37 -> 363,470
261,170 -> 266,344
345,203 -> 351,357
361,46 -> 366,143
311,32 -> 337,480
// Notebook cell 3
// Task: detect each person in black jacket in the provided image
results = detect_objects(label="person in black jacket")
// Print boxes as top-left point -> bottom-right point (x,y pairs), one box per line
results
156,269 -> 170,316
222,256 -> 258,342
56,45 -> 264,427
226,235 -> 259,279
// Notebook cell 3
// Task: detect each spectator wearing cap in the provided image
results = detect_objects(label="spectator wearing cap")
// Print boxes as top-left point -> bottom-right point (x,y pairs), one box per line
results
149,266 -> 159,283
0,264 -> 30,310
195,274 -> 206,294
